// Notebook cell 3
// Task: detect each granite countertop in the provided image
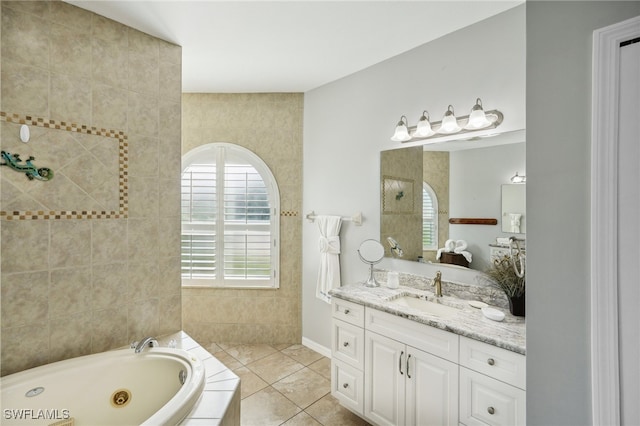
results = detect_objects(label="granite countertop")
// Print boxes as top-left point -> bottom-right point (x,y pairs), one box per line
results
330,284 -> 526,355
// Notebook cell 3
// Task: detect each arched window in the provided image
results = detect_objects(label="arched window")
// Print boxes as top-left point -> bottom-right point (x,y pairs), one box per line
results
181,143 -> 280,288
422,182 -> 439,251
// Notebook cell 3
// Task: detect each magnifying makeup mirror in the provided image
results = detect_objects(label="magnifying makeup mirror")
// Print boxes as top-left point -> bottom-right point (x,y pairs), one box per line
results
358,239 -> 385,287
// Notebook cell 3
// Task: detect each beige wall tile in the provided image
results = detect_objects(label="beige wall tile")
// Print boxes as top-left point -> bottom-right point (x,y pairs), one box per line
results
1,271 -> 49,328
49,267 -> 92,316
1,324 -> 50,376
50,220 -> 91,268
1,220 -> 49,273
49,310 -> 92,363
128,177 -> 159,218
91,306 -> 128,353
127,218 -> 159,262
158,217 -> 180,258
1,0 -> 182,375
1,60 -> 49,116
92,262 -> 129,310
91,219 -> 128,264
128,92 -> 158,137
181,93 -> 303,345
128,261 -> 159,301
92,83 -> 128,130
50,73 -> 91,124
91,37 -> 128,89
50,23 -> 91,78
1,4 -> 50,68
127,297 -> 159,338
49,1 -> 92,33
91,13 -> 127,45
128,135 -> 159,177
129,55 -> 159,97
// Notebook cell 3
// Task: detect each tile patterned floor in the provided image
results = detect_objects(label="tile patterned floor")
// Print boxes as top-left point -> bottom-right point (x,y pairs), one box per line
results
203,342 -> 371,426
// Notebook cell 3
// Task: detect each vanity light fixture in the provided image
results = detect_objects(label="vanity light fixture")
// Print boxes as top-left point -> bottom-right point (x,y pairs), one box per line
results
465,98 -> 493,129
414,111 -> 435,137
511,172 -> 526,183
390,98 -> 503,143
391,115 -> 411,142
437,105 -> 462,134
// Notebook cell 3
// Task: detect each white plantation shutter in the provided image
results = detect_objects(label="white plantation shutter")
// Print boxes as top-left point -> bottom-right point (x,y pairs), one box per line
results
422,182 -> 438,251
181,144 -> 279,288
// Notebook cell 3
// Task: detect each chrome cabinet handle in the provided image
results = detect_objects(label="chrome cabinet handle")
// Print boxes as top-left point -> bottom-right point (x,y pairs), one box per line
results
343,341 -> 349,347
399,351 -> 404,375
343,383 -> 349,389
487,358 -> 495,366
487,407 -> 495,415
406,354 -> 412,378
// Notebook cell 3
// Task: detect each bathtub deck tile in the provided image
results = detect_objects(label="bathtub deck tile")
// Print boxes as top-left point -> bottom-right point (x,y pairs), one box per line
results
202,355 -> 230,377
185,390 -> 236,419
180,418 -> 221,426
188,345 -> 212,360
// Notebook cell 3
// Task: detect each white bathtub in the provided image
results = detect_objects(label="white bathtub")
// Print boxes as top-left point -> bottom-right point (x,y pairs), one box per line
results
1,347 -> 205,425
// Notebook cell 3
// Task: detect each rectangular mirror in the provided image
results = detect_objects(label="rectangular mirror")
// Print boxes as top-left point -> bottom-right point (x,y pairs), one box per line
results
501,184 -> 526,233
380,129 -> 525,270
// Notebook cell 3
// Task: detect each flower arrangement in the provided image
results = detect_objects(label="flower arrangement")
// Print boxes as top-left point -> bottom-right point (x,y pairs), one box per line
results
483,255 -> 525,298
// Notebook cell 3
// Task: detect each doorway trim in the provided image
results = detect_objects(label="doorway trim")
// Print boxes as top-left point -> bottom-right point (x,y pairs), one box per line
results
591,15 -> 640,426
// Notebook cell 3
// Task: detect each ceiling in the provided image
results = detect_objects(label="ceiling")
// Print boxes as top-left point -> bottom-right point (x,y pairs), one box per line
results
67,1 -> 522,93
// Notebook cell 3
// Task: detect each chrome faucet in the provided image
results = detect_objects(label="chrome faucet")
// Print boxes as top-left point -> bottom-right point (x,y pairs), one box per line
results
431,271 -> 443,297
132,337 -> 158,353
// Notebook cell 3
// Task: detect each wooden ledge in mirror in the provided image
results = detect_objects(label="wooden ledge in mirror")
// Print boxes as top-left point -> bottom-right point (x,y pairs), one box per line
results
448,218 -> 498,225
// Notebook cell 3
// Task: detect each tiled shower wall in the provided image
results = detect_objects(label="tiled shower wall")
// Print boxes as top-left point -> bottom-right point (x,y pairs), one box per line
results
182,93 -> 303,344
0,1 -> 183,376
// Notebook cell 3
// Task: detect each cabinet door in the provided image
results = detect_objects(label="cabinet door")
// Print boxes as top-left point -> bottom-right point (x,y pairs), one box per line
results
365,331 -> 405,426
406,346 -> 459,426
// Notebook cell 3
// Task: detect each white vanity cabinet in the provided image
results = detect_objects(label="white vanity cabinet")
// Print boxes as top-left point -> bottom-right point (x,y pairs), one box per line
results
330,298 -> 526,426
331,299 -> 366,414
459,336 -> 526,426
365,308 -> 459,426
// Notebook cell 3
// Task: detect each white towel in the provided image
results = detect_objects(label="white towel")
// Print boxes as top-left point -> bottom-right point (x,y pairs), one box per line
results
453,240 -> 468,253
316,215 -> 342,303
436,239 -> 472,263
509,213 -> 522,233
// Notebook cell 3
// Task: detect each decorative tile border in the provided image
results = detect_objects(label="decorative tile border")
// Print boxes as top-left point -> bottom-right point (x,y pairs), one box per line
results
0,112 -> 128,220
280,210 -> 299,217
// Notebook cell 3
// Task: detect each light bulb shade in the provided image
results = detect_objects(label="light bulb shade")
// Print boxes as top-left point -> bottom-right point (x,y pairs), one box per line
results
391,116 -> 411,142
437,106 -> 461,134
464,98 -> 492,129
413,111 -> 434,137
511,172 -> 526,183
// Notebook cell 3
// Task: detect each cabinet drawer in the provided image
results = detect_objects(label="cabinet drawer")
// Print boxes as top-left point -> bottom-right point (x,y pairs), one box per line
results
331,359 -> 364,415
332,319 -> 364,368
460,367 -> 525,426
459,337 -> 526,389
365,307 -> 459,363
332,299 -> 365,327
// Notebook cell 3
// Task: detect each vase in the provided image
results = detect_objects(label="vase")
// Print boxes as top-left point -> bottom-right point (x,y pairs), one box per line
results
508,293 -> 525,317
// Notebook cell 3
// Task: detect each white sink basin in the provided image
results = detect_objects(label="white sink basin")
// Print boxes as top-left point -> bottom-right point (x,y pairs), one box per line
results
390,296 -> 459,317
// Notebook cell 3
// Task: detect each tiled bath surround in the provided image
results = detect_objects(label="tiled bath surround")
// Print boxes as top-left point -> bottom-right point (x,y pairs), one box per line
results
182,93 -> 303,345
0,1 -> 183,376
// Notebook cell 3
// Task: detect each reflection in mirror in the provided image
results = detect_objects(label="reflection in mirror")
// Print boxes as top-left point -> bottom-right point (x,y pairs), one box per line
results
502,184 -> 526,233
358,239 -> 385,287
380,130 -> 526,271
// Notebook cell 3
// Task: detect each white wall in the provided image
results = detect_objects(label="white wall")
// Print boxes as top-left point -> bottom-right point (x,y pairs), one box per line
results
302,5 -> 525,350
449,142 -> 526,270
526,2 -> 640,425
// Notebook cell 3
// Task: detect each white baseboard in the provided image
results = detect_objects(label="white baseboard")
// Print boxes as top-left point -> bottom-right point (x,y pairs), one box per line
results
302,337 -> 331,358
